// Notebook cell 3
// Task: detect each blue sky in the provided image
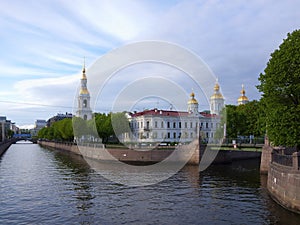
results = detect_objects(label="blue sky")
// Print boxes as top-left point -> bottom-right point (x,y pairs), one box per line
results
0,0 -> 299,128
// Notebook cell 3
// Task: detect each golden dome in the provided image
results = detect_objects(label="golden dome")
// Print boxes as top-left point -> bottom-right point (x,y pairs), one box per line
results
237,84 -> 249,104
80,88 -> 89,95
238,95 -> 249,102
214,83 -> 220,91
188,91 -> 198,104
210,80 -> 223,99
210,93 -> 223,99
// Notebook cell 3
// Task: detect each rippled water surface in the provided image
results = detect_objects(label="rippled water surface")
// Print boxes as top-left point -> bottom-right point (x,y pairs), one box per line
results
1,142 -> 300,224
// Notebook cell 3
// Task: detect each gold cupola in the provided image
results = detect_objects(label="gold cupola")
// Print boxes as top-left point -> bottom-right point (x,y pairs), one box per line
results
79,60 -> 89,95
210,80 -> 224,100
188,91 -> 198,104
237,84 -> 249,105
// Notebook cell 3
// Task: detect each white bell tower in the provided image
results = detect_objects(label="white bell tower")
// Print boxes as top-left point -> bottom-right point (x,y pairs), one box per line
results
76,61 -> 92,120
210,79 -> 224,115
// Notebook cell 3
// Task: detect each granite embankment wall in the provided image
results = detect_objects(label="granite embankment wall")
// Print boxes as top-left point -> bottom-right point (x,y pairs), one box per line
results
39,141 -> 261,166
38,140 -> 200,165
0,141 -> 12,157
212,150 -> 261,164
261,143 -> 300,214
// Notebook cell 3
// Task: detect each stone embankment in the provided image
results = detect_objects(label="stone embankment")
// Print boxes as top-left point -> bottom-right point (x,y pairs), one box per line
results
38,140 -> 261,166
0,140 -> 13,157
261,141 -> 300,214
38,140 -> 200,165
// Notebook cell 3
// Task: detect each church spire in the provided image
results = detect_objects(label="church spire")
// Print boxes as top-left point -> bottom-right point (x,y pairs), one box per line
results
76,59 -> 92,120
82,57 -> 87,79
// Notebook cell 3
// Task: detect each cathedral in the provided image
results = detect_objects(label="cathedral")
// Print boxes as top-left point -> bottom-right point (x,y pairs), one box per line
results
74,62 -> 249,143
123,81 -> 225,144
76,62 -> 92,120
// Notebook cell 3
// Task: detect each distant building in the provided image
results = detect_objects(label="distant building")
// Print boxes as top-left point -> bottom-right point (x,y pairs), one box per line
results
0,116 -> 12,142
47,113 -> 73,127
237,84 -> 249,105
35,119 -> 47,129
123,81 -> 224,144
31,119 -> 47,137
76,62 -> 92,120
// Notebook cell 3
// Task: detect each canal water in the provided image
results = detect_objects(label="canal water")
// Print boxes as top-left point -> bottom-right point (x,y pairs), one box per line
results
1,142 -> 300,224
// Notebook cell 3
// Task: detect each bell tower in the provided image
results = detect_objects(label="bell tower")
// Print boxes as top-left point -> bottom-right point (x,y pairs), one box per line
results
187,91 -> 199,115
76,60 -> 92,120
210,79 -> 224,115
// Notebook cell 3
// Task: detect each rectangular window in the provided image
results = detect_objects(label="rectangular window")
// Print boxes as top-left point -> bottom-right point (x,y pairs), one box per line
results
141,122 -> 143,128
211,123 -> 213,128
167,132 -> 170,138
167,122 -> 170,128
161,121 -> 164,128
173,132 -> 176,139
206,122 -> 208,128
190,132 -> 193,138
179,122 -> 181,128
190,122 -> 193,128
155,121 -> 158,128
173,122 -> 176,128
185,122 -> 187,128
137,122 -> 139,128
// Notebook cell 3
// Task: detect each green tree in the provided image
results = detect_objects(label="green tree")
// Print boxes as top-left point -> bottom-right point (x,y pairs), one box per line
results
111,112 -> 130,139
95,113 -> 114,143
257,29 -> 300,147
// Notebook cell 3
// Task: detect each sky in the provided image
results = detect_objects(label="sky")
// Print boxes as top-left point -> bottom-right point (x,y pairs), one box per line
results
0,0 -> 299,128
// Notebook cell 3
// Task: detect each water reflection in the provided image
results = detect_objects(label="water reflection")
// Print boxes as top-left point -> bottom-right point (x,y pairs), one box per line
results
1,144 -> 300,224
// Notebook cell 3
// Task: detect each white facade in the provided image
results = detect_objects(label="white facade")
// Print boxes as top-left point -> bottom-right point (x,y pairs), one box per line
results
76,64 -> 93,120
124,89 -> 224,144
210,81 -> 225,115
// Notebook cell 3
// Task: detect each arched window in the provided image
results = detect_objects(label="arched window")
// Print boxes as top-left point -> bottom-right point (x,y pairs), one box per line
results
84,114 -> 87,120
83,99 -> 87,108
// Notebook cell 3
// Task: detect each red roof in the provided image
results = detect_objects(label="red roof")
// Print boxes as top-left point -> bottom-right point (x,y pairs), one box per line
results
130,109 -> 219,118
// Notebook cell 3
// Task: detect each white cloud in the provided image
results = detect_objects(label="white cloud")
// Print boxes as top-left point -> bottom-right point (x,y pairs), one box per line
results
0,0 -> 300,126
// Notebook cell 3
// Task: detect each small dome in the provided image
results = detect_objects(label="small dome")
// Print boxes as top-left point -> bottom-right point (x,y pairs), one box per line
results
237,84 -> 249,104
214,83 -> 220,91
210,93 -> 223,99
188,91 -> 198,104
210,81 -> 223,99
80,88 -> 89,95
238,95 -> 249,102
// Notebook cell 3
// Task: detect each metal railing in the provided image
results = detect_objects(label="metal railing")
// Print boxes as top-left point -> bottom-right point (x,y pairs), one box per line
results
272,152 -> 293,167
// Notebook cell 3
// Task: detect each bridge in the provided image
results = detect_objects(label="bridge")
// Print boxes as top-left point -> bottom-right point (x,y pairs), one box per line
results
12,134 -> 37,144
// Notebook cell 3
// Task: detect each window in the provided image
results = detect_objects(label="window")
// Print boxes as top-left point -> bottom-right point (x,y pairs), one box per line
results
179,132 -> 181,138
173,132 -> 176,139
155,121 -> 158,128
190,122 -> 193,128
83,99 -> 87,108
83,114 -> 87,120
179,122 -> 181,128
173,122 -> 176,128
141,122 -> 143,128
146,121 -> 150,129
211,123 -> 213,128
185,122 -> 187,128
137,122 -> 139,128
190,132 -> 193,138
167,122 -> 170,128
206,122 -> 208,128
161,121 -> 164,128
167,132 -> 170,138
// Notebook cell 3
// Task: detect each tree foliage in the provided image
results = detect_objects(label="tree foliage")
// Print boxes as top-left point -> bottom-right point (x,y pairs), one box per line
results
257,30 -> 300,147
218,101 -> 266,139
